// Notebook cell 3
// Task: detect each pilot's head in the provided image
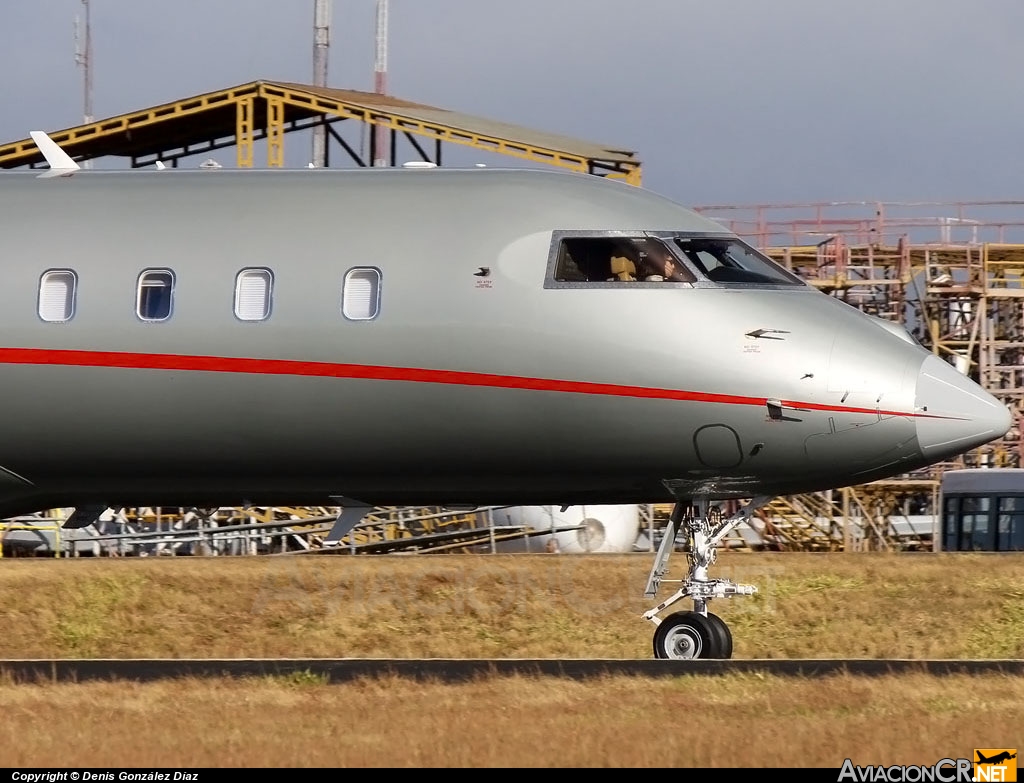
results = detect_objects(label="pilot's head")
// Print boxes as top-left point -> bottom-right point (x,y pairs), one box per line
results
646,249 -> 677,278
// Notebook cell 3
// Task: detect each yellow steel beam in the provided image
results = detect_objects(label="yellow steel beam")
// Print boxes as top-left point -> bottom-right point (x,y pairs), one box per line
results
0,521 -> 62,558
0,83 -> 261,168
983,243 -> 1024,294
604,170 -> 643,186
258,83 -> 641,183
266,97 -> 285,168
236,96 -> 254,168
1,80 -> 641,182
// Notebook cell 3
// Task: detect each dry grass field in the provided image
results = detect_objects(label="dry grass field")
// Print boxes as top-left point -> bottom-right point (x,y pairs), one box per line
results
1,672 -> 1021,767
1,551 -> 1022,767
0,551 -> 1021,659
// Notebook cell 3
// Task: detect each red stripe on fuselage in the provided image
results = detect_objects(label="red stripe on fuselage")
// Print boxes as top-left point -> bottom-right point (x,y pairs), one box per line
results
0,347 -> 940,419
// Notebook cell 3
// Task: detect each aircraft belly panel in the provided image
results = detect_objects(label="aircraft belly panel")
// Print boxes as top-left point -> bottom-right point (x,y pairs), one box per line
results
0,331 -> 922,504
0,358 -> 867,503
0,464 -> 33,489
0,366 -> 703,475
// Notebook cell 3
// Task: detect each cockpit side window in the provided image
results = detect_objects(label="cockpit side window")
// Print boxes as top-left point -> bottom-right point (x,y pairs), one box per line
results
552,236 -> 696,284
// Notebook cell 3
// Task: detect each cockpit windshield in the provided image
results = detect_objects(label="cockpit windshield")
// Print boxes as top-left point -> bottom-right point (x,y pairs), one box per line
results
547,231 -> 805,287
669,235 -> 804,286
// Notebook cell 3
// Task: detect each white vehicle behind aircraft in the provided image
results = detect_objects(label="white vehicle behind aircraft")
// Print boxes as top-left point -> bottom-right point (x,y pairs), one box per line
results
0,133 -> 1010,659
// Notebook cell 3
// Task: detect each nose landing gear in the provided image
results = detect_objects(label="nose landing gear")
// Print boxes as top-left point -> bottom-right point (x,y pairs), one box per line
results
643,496 -> 769,659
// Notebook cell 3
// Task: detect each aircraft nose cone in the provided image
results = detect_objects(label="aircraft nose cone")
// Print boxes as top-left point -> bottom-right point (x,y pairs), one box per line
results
915,354 -> 1012,460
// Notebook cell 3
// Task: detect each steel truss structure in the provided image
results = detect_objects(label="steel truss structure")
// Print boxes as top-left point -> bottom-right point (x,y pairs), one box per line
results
0,505 -> 553,557
0,80 -> 641,183
690,199 -> 1024,548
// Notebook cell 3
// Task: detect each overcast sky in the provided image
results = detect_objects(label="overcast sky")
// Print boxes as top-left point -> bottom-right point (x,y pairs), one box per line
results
4,0 -> 1024,206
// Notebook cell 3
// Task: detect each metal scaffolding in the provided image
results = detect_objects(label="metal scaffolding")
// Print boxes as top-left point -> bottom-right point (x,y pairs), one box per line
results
1,506 -> 543,558
692,199 -> 1024,547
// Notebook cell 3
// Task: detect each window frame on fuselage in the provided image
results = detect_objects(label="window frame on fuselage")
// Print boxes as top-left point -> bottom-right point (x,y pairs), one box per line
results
341,266 -> 383,321
136,268 -> 176,322
543,230 -> 805,289
37,268 -> 79,323
233,267 -> 274,322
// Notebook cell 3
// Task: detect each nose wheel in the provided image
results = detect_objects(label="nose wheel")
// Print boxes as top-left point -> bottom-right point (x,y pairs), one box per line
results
643,497 -> 767,659
653,610 -> 734,659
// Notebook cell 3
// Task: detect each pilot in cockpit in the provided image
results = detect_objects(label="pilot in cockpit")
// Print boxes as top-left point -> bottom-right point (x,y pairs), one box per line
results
641,245 -> 693,283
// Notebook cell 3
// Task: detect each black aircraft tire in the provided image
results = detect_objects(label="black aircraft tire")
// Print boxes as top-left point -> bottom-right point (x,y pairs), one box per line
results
705,612 -> 734,659
652,611 -> 722,659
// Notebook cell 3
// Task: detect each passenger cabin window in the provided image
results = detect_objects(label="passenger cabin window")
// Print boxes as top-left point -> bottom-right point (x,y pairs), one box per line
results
234,268 -> 273,321
137,269 -> 175,321
38,270 -> 77,322
342,267 -> 381,320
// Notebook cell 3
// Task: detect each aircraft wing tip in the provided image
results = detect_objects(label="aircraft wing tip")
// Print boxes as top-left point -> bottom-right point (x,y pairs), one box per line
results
29,130 -> 81,174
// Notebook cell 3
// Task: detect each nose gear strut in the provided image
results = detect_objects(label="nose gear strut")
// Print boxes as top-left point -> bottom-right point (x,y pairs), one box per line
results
643,495 -> 769,659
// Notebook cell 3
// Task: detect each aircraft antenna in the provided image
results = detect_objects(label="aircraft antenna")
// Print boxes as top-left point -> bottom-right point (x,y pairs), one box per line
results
74,0 -> 94,169
372,0 -> 389,167
311,0 -> 332,167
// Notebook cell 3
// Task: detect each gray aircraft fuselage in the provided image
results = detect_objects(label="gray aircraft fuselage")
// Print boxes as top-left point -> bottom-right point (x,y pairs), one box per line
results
0,167 -> 1010,517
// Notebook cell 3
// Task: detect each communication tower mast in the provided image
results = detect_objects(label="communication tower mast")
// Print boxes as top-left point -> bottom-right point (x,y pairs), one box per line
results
312,0 -> 331,167
373,0 -> 389,167
74,0 -> 94,168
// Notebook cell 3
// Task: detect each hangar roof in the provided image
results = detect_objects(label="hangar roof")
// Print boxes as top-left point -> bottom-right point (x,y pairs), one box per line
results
0,80 -> 641,181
